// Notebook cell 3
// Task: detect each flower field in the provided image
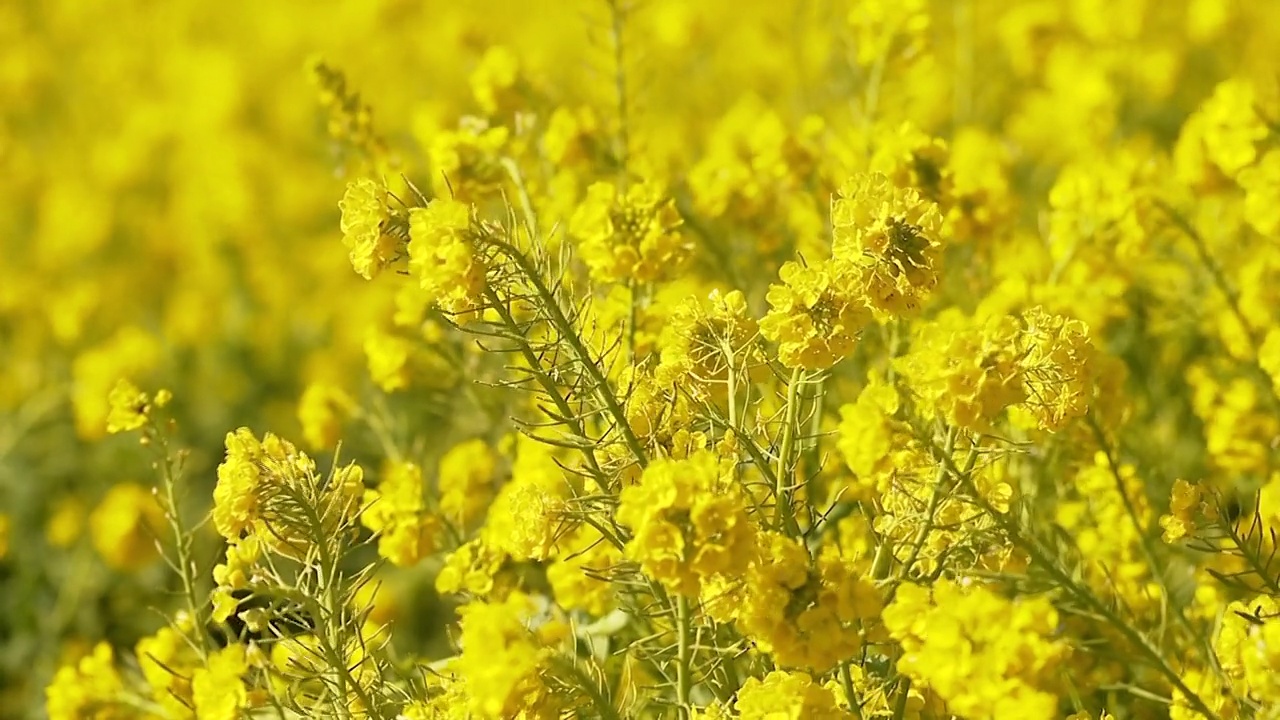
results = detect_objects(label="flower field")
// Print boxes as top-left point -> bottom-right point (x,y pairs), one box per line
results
4,0 -> 1280,717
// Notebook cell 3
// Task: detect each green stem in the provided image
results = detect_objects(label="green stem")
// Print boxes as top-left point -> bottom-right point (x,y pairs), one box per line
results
840,662 -> 864,719
552,656 -> 622,720
891,677 -> 911,720
1086,415 -> 1211,654
676,595 -> 693,716
606,0 -> 630,175
296,492 -> 379,718
896,428 -> 964,585
485,235 -> 649,470
775,368 -> 804,536
155,435 -> 207,657
483,285 -> 607,481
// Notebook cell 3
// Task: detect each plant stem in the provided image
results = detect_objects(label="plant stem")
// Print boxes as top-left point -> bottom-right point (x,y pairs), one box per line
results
676,595 -> 693,716
775,367 -> 804,536
155,435 -> 207,657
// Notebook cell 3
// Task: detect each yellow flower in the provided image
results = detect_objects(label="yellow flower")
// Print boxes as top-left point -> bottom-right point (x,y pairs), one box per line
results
426,117 -> 509,201
483,471 -> 566,562
136,624 -> 197,716
45,497 -> 85,545
105,378 -> 151,434
407,199 -> 487,315
469,46 -> 521,116
616,450 -> 756,597
89,482 -> 165,571
836,372 -> 906,498
1159,479 -> 1202,543
363,328 -> 414,393
1239,150 -> 1280,237
192,644 -> 249,720
360,461 -> 441,567
338,177 -> 401,280
212,428 -> 363,558
547,524 -> 621,616
1016,308 -> 1099,432
832,171 -> 944,317
759,259 -> 871,370
438,438 -> 499,529
437,538 -> 511,600
1199,78 -> 1269,177
568,180 -> 688,284
45,642 -> 127,720
735,670 -> 852,719
884,580 -> 1067,720
455,592 -> 562,718
895,312 -> 1025,432
656,289 -> 760,384
736,535 -> 881,672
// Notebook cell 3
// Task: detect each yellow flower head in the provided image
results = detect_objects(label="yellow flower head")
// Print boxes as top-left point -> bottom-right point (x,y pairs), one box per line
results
832,171 -> 944,317
616,450 -> 755,597
338,178 -> 401,280
105,378 -> 151,434
760,259 -> 871,370
569,180 -> 688,284
407,199 -> 487,315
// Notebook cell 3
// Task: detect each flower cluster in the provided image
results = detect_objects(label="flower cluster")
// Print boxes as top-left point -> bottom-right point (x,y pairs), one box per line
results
884,580 -> 1068,720
568,180 -> 689,284
616,450 -> 755,597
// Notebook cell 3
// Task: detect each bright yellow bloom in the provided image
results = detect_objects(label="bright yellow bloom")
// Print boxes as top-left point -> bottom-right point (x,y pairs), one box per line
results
483,471 -> 566,562
832,172 -> 944,316
760,259 -> 871,370
897,312 -> 1025,432
338,177 -> 401,280
192,644 -> 249,720
884,580 -> 1067,720
437,438 -> 499,530
361,461 -> 441,567
136,624 -> 197,716
297,382 -> 354,450
407,199 -> 487,315
569,180 -> 688,284
657,289 -> 760,384
45,643 -> 128,720
1159,479 -> 1203,543
735,534 -> 881,672
44,497 -> 83,549
1015,308 -> 1100,432
616,450 -> 756,597
1215,596 -> 1280,705
105,378 -> 151,434
363,328 -> 414,392
212,428 -> 364,558
455,592 -> 562,718
1238,150 -> 1280,237
1198,78 -> 1269,177
436,537 -> 511,599
469,46 -> 521,116
735,670 -> 852,719
426,117 -> 509,201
